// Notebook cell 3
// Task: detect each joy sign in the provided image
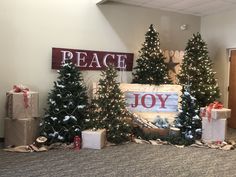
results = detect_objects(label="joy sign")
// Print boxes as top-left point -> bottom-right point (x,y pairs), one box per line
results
125,92 -> 178,112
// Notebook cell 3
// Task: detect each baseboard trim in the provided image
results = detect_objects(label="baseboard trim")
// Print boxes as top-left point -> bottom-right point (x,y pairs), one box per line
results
0,138 -> 4,142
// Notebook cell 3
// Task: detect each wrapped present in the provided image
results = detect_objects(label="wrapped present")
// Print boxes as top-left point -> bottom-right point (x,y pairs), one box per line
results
201,101 -> 223,122
4,117 -> 41,147
202,117 -> 227,142
82,129 -> 106,149
200,107 -> 207,117
200,107 -> 231,120
6,91 -> 39,118
211,108 -> 231,119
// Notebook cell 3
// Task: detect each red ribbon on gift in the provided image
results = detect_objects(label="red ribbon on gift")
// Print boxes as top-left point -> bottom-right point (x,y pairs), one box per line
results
206,101 -> 223,122
13,85 -> 30,108
200,108 -> 206,117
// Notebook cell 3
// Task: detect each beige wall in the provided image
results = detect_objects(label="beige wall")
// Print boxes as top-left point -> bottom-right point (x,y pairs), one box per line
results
0,0 -> 200,137
201,9 -> 236,107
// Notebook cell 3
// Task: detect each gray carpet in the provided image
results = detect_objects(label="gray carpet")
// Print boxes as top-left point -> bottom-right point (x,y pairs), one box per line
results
0,143 -> 236,177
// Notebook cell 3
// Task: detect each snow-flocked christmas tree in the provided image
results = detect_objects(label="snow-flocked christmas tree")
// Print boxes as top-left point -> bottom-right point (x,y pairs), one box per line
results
174,87 -> 202,144
40,59 -> 88,144
132,24 -> 171,85
178,33 -> 220,107
85,65 -> 132,144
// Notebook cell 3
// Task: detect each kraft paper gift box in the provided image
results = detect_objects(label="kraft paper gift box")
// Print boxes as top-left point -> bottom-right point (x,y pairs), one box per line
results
4,117 -> 41,147
211,108 -> 231,119
6,91 -> 39,119
200,107 -> 231,119
202,117 -> 227,142
82,129 -> 106,149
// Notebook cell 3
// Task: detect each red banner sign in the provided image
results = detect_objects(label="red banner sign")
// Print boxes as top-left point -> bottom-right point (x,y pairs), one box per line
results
52,48 -> 134,71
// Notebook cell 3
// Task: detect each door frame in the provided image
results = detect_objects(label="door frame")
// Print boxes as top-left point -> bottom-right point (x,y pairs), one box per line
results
226,48 -> 236,108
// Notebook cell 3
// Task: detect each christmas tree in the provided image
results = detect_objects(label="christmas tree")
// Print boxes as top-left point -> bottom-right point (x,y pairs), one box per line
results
40,59 -> 88,144
85,65 -> 132,144
174,87 -> 202,144
132,24 -> 171,85
178,33 -> 220,107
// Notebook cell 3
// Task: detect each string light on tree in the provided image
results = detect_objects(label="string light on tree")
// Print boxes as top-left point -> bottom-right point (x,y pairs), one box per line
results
174,86 -> 202,144
85,65 -> 132,144
132,24 -> 171,85
178,33 -> 220,107
40,59 -> 88,144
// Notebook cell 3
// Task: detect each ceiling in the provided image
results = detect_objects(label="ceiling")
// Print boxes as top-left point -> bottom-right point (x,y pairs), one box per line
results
98,0 -> 236,16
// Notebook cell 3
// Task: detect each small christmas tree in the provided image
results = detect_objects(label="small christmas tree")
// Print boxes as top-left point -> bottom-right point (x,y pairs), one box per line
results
40,59 -> 88,144
178,33 -> 220,107
85,65 -> 132,144
132,24 -> 171,85
174,87 -> 202,144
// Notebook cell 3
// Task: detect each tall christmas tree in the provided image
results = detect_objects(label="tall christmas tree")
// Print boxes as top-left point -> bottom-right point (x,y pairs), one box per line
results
132,24 -> 171,85
40,59 -> 88,144
178,33 -> 220,107
85,65 -> 132,144
174,87 -> 202,144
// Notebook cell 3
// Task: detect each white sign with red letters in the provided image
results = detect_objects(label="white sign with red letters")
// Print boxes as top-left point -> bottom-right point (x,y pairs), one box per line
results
125,91 -> 178,112
120,84 -> 182,122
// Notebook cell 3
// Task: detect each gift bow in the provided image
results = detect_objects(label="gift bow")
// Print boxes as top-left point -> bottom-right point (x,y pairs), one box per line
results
13,85 -> 30,108
206,101 -> 223,122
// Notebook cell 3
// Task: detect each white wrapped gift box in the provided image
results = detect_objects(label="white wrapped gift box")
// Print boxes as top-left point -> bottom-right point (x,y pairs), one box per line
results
202,117 -> 227,142
200,107 -> 231,119
82,129 -> 106,149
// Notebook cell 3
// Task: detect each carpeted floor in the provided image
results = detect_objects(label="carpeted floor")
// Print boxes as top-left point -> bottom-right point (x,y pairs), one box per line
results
1,128 -> 236,177
1,143 -> 236,177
